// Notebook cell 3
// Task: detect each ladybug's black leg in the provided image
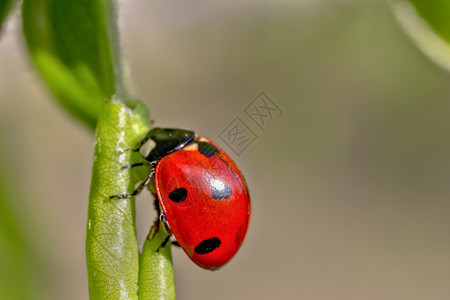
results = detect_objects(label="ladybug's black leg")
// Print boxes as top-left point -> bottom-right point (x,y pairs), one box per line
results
157,235 -> 171,252
154,198 -> 161,218
159,213 -> 167,224
120,141 -> 144,153
121,162 -> 151,170
109,169 -> 155,200
121,132 -> 152,153
171,241 -> 181,248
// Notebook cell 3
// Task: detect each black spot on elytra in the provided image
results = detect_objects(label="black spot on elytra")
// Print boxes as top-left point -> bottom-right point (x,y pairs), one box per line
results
169,188 -> 187,203
197,141 -> 219,157
211,184 -> 232,200
195,238 -> 221,255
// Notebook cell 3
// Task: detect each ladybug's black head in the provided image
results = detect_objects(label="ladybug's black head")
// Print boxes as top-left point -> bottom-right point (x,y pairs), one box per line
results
141,127 -> 195,162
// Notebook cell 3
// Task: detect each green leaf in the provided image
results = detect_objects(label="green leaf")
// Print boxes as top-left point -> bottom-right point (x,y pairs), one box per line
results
22,0 -> 122,128
0,0 -> 14,31
0,179 -> 33,300
408,0 -> 450,44
138,223 -> 175,300
86,100 -> 150,300
393,0 -> 450,72
0,142 -> 44,300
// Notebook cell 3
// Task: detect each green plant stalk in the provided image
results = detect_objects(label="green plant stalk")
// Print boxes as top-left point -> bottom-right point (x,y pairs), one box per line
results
22,0 -> 176,296
138,222 -> 175,300
86,100 -> 149,299
101,0 -> 130,99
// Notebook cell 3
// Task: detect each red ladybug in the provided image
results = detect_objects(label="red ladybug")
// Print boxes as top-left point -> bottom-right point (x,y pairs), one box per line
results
114,128 -> 251,270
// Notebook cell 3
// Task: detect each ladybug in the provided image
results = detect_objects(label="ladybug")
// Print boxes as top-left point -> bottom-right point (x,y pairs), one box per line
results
114,128 -> 251,270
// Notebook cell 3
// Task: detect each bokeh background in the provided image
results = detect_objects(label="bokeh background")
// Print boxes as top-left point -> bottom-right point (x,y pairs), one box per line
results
1,0 -> 450,299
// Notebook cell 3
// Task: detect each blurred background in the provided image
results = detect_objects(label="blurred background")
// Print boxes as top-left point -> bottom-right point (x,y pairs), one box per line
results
1,0 -> 450,299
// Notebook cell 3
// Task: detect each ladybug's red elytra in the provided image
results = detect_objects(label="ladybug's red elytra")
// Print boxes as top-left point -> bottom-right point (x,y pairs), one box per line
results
113,128 -> 251,270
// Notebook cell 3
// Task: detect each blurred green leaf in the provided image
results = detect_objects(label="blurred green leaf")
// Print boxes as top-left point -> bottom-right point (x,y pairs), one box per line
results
22,0 -> 120,128
0,179 -> 31,299
0,153 -> 44,300
86,100 -> 149,300
138,223 -> 175,300
408,0 -> 450,44
393,0 -> 450,72
0,0 -> 14,30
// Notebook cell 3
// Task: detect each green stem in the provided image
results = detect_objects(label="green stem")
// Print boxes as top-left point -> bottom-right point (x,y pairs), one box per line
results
86,100 -> 149,299
138,222 -> 176,300
102,0 -> 131,99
